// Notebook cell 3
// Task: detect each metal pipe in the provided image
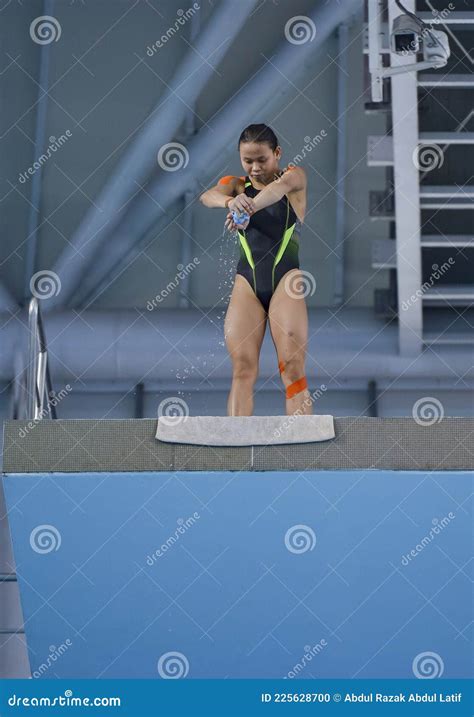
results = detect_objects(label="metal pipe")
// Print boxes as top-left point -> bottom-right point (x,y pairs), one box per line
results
4,307 -> 472,383
26,298 -> 57,419
333,21 -> 349,305
26,299 -> 39,420
6,376 -> 467,394
37,310 -> 57,418
367,379 -> 378,416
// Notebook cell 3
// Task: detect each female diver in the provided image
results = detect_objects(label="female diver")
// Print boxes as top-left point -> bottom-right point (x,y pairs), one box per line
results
199,123 -> 312,417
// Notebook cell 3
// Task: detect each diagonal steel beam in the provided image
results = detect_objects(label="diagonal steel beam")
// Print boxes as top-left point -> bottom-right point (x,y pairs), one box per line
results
67,0 -> 364,309
46,0 -> 258,310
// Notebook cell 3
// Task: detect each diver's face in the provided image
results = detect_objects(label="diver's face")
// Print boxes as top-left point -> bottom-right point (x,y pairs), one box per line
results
239,142 -> 281,182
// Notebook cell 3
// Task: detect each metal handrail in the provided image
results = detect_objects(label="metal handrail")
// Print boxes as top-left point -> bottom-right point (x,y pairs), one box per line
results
26,297 -> 57,420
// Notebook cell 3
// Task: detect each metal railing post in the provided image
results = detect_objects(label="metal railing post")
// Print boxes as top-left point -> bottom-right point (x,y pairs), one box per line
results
26,297 -> 57,420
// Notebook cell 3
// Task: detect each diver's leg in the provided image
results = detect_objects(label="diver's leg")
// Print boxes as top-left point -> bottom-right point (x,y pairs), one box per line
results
268,269 -> 312,416
224,275 -> 267,416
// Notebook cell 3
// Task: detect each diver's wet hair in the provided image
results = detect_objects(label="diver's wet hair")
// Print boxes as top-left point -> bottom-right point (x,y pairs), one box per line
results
238,124 -> 278,151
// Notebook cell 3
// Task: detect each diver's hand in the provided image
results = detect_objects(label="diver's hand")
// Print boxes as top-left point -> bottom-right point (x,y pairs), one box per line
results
228,193 -> 255,215
225,211 -> 249,232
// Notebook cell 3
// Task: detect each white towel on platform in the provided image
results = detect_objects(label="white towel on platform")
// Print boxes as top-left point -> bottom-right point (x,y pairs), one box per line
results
155,415 -> 335,446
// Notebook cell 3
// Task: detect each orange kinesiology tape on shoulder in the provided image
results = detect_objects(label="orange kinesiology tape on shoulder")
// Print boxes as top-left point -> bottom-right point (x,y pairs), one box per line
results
218,175 -> 233,185
286,376 -> 308,399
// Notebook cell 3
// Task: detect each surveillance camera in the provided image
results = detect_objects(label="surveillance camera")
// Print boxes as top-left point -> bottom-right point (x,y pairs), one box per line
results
390,14 -> 421,54
368,2 -> 451,102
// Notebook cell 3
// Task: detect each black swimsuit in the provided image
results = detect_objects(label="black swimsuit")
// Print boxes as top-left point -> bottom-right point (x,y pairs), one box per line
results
235,174 -> 302,313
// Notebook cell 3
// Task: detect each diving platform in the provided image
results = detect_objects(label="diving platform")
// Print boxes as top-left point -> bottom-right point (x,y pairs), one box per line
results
2,417 -> 473,680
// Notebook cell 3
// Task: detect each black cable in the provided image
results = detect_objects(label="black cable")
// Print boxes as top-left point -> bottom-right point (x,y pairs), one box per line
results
394,0 -> 449,62
395,0 -> 426,29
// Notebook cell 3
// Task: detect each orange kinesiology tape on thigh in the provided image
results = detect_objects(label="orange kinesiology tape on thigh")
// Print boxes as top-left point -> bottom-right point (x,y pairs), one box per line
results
278,360 -> 285,375
286,376 -> 308,399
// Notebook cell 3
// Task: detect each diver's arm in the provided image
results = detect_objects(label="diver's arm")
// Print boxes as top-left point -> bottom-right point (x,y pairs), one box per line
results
252,167 -> 306,213
199,176 -> 251,211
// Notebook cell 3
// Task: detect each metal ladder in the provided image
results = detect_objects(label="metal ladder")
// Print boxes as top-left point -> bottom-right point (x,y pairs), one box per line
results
364,2 -> 474,350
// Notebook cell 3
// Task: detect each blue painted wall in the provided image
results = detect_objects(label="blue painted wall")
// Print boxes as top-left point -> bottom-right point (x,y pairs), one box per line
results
2,470 -> 472,680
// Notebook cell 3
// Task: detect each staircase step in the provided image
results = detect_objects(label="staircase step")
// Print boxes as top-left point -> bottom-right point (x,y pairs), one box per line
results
423,331 -> 474,345
419,73 -> 474,88
421,186 -> 474,198
418,11 -> 474,25
421,235 -> 474,247
372,236 -> 474,269
420,132 -> 474,145
368,136 -> 474,166
420,186 -> 474,209
422,284 -> 474,305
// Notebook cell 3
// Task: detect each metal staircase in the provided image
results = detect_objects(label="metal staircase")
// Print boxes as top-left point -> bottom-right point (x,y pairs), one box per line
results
364,0 -> 474,351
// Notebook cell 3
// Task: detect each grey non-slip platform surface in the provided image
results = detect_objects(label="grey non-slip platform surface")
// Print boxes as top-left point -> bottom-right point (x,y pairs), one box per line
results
2,417 -> 474,472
